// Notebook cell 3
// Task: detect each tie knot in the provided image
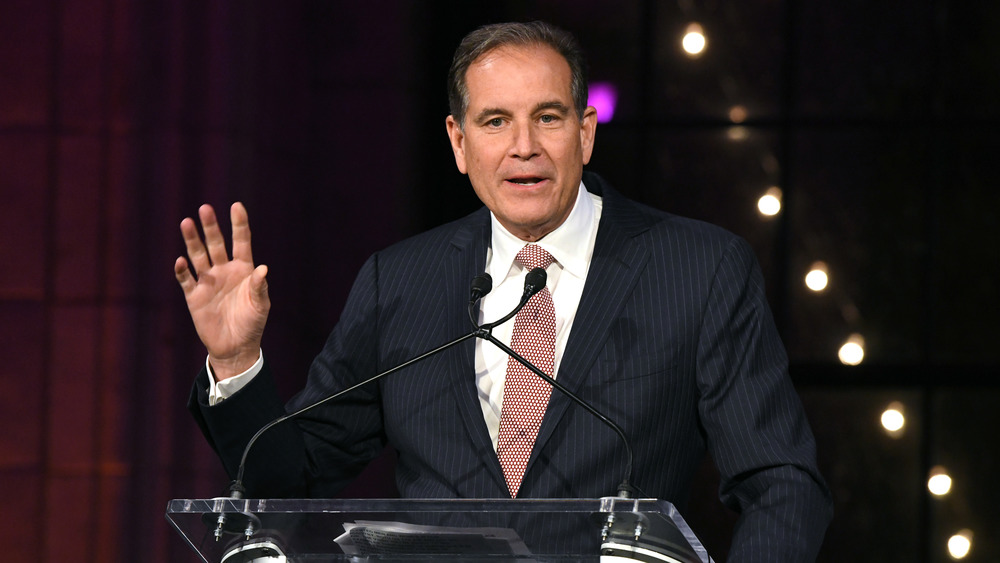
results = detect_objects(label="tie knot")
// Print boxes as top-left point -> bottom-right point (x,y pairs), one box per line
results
515,244 -> 554,271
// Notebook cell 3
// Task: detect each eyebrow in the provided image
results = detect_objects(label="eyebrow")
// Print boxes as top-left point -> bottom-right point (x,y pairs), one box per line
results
534,101 -> 572,115
471,100 -> 573,124
472,107 -> 512,124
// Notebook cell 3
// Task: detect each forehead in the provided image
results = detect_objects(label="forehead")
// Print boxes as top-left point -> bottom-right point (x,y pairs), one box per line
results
464,44 -> 573,108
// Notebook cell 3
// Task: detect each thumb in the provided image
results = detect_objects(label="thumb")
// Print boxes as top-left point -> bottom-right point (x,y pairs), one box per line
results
250,264 -> 270,307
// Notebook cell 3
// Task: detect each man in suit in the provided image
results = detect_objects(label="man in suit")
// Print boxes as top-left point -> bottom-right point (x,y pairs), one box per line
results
176,21 -> 832,560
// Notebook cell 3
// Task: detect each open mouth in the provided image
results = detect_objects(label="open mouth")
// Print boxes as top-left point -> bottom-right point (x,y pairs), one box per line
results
507,177 -> 545,186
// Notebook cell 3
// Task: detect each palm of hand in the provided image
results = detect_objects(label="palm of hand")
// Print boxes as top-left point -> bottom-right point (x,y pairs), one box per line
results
175,202 -> 270,377
186,257 -> 267,361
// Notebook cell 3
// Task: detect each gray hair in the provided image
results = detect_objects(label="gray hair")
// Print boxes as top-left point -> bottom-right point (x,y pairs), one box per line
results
447,21 -> 589,127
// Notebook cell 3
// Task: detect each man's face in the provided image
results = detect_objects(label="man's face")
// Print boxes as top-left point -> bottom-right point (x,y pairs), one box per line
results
446,44 -> 597,242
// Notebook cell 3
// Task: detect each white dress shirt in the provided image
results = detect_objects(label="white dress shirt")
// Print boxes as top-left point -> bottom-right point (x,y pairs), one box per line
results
476,182 -> 602,449
210,182 -> 604,455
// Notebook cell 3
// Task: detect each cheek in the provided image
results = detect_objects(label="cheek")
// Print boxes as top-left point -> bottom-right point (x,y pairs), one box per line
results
470,180 -> 493,204
466,147 -> 504,184
466,158 -> 489,187
463,143 -> 487,172
549,136 -> 581,164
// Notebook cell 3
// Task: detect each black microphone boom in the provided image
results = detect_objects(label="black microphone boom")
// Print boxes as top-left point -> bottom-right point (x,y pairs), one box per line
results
231,332 -> 480,497
483,267 -> 547,331
468,267 -> 637,499
227,270 -> 634,511
231,272 -> 506,501
212,271 -> 633,542
478,333 -> 635,499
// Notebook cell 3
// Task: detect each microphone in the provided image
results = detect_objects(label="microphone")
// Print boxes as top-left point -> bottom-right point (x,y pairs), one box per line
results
523,267 -> 547,300
468,273 -> 492,327
217,273 -> 516,540
469,273 -> 493,302
481,267 -> 547,331
227,270 -> 556,502
473,268 -> 637,499
213,270 -> 635,542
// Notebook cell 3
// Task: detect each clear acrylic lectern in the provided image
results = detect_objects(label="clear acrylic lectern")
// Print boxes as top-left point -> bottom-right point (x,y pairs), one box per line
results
166,496 -> 713,562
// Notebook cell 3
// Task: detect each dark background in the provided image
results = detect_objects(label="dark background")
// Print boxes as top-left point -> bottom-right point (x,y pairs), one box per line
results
1,1 -> 998,561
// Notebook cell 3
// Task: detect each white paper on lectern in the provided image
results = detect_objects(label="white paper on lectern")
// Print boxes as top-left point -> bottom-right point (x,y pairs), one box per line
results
335,520 -> 534,558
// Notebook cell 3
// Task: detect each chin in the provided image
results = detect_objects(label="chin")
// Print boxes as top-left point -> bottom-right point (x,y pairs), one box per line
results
507,212 -> 551,229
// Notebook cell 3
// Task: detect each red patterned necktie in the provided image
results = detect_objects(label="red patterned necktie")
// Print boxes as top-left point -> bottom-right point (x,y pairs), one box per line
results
497,244 -> 556,498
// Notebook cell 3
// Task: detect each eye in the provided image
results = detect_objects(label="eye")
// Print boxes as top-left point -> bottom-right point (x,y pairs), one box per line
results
487,117 -> 504,127
539,114 -> 557,124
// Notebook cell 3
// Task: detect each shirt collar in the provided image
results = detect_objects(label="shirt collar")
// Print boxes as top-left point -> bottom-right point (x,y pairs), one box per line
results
488,180 -> 596,282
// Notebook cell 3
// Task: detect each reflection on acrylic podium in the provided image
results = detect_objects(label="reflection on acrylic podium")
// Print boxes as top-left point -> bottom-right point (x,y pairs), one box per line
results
166,497 -> 714,562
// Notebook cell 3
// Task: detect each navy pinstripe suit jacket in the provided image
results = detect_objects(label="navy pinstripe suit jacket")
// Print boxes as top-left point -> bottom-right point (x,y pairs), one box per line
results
190,171 -> 832,560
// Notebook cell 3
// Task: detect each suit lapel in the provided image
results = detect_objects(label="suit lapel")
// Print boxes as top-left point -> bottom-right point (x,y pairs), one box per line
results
442,210 -> 508,490
528,179 -> 652,476
438,176 -> 655,496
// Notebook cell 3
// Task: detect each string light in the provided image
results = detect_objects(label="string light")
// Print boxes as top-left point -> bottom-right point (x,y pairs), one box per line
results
928,466 -> 953,497
726,126 -> 749,141
682,23 -> 707,57
654,16 -> 984,556
757,187 -> 782,217
838,333 -> 865,366
880,401 -> 905,436
805,261 -> 829,292
948,530 -> 973,559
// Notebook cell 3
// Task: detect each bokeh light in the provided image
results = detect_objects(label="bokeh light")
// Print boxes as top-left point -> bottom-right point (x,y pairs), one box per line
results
948,530 -> 973,559
805,261 -> 829,292
928,466 -> 953,496
682,23 -> 707,56
588,81 -> 618,123
726,126 -> 749,141
839,333 -> 865,366
757,187 -> 782,217
880,401 -> 905,436
728,105 -> 748,123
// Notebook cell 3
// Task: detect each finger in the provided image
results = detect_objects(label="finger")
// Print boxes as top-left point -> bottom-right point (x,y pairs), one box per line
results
230,202 -> 254,264
180,216 -> 211,276
174,256 -> 196,294
250,264 -> 271,310
199,204 -> 230,267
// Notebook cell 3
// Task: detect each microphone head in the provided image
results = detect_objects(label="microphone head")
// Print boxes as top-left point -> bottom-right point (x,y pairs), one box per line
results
469,273 -> 493,302
523,267 -> 547,298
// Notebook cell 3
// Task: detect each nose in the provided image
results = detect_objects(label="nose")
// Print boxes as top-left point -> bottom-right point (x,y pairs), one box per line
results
508,122 -> 540,160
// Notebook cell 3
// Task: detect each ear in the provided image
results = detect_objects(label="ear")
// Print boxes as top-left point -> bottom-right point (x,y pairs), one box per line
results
445,115 -> 469,174
580,106 -> 598,165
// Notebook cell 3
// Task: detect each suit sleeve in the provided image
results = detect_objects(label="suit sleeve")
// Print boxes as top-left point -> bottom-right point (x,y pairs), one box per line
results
188,253 -> 387,498
695,237 -> 833,562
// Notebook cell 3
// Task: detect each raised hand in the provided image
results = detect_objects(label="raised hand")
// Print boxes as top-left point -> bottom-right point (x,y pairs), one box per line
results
174,202 -> 270,380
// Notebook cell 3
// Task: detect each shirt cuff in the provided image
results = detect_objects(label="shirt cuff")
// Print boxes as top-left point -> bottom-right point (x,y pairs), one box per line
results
206,350 -> 264,406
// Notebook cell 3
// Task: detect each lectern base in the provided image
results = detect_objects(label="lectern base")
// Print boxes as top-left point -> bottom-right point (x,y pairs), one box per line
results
221,537 -> 286,563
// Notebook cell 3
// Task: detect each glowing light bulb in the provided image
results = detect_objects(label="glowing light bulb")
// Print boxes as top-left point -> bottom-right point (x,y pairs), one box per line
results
881,409 -> 904,432
928,471 -> 952,496
880,401 -> 905,436
805,262 -> 829,292
839,333 -> 865,365
757,187 -> 782,217
727,126 -> 749,141
948,530 -> 972,559
682,23 -> 707,56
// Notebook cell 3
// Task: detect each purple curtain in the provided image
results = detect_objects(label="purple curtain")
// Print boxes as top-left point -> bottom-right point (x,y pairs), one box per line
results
0,1 -> 422,560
